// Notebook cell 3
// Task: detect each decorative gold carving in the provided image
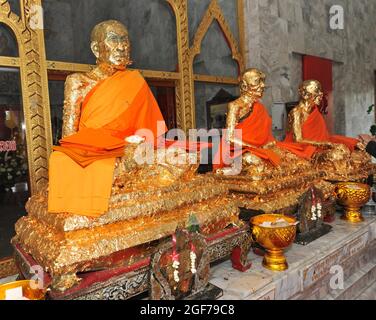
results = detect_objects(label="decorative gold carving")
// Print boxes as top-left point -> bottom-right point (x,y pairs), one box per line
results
0,55 -> 20,66
167,0 -> 193,132
194,74 -> 238,85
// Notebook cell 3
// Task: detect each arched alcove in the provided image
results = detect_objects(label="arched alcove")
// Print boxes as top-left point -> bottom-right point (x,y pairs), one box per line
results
0,22 -> 19,57
193,20 -> 239,78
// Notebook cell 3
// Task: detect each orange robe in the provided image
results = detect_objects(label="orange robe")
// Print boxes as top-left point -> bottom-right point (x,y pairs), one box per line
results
48,70 -> 167,217
213,102 -> 310,170
284,105 -> 358,158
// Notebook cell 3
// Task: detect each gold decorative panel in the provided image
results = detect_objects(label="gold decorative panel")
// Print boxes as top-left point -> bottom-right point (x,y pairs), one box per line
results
0,0 -> 245,194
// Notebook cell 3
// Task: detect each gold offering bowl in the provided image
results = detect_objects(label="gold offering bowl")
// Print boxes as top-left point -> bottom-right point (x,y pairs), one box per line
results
335,182 -> 370,223
250,214 -> 297,272
0,280 -> 45,300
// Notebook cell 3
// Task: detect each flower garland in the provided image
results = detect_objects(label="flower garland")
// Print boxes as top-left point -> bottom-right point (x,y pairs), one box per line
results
310,188 -> 322,221
171,232 -> 197,283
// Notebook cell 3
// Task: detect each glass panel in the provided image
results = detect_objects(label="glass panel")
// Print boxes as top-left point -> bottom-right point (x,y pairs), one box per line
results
0,67 -> 29,258
194,82 -> 239,129
48,79 -> 65,145
188,0 -> 211,45
0,23 -> 19,57
193,21 -> 239,78
43,0 -> 177,71
8,0 -> 21,18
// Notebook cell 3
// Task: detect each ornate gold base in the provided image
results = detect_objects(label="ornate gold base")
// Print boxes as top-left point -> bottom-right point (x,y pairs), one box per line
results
341,207 -> 364,223
262,249 -> 288,272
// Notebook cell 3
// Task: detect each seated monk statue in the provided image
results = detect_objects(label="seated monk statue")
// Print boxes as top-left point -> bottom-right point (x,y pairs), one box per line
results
13,20 -> 240,291
213,69 -> 333,214
285,79 -> 374,181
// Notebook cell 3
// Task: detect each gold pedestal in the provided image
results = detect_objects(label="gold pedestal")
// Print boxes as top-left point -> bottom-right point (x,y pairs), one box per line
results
335,182 -> 370,224
262,248 -> 288,271
250,214 -> 297,272
341,207 -> 364,223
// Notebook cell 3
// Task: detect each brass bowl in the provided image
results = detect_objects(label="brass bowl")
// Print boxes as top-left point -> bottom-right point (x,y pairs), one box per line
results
335,182 -> 370,223
250,214 -> 297,272
0,280 -> 45,300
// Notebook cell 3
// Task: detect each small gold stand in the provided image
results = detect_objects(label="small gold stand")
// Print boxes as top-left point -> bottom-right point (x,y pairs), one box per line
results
340,206 -> 364,223
262,249 -> 288,271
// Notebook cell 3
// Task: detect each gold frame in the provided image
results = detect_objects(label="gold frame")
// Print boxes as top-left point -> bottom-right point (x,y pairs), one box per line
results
0,0 -> 245,195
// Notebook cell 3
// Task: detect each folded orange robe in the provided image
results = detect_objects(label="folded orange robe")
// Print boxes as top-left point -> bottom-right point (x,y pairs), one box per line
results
48,70 -> 167,217
284,105 -> 358,158
213,102 -> 309,170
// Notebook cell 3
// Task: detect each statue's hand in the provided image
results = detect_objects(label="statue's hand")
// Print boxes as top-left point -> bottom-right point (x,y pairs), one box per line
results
125,135 -> 145,144
262,141 -> 276,149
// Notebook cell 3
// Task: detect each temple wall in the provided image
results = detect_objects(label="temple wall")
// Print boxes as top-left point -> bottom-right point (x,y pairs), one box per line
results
243,0 -> 376,137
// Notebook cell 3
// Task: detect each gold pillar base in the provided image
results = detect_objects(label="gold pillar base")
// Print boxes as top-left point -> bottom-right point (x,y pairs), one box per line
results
341,207 -> 364,223
262,249 -> 288,271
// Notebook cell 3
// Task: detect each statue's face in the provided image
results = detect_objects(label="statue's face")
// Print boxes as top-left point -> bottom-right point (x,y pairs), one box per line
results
300,81 -> 323,106
92,23 -> 131,67
241,70 -> 266,99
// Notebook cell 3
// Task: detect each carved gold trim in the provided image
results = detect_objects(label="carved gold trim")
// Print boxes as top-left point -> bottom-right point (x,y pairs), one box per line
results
189,0 -> 244,72
167,0 -> 193,132
0,55 -> 20,67
194,74 -> 238,85
46,60 -> 181,80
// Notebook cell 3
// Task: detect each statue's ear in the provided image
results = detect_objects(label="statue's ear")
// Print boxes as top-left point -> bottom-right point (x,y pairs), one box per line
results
240,80 -> 248,92
91,41 -> 100,59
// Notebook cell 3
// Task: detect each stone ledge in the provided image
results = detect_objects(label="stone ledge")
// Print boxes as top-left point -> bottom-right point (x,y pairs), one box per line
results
210,214 -> 376,300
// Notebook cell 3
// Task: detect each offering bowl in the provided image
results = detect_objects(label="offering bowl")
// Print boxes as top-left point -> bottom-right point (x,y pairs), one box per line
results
250,214 -> 297,271
335,182 -> 370,223
0,280 -> 45,300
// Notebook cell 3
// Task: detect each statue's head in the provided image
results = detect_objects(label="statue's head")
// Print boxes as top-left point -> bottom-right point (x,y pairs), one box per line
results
240,68 -> 266,99
90,20 -> 132,68
299,80 -> 323,106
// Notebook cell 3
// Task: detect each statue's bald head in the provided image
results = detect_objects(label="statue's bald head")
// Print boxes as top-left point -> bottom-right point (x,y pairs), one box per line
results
299,80 -> 323,106
240,68 -> 266,98
90,20 -> 131,67
91,20 -> 128,43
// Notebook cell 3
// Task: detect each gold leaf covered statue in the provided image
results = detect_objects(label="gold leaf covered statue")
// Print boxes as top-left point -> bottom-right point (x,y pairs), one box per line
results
13,20 -> 240,291
213,69 -> 333,213
285,79 -> 374,181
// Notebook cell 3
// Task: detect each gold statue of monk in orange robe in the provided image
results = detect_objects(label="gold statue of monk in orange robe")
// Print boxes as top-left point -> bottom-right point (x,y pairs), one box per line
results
213,69 -> 333,213
285,80 -> 374,181
13,20 -> 240,291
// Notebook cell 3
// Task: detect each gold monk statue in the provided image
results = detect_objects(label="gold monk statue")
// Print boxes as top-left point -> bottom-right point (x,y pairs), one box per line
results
13,20 -> 239,290
213,69 -> 333,213
214,68 -> 319,175
285,79 -> 373,181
